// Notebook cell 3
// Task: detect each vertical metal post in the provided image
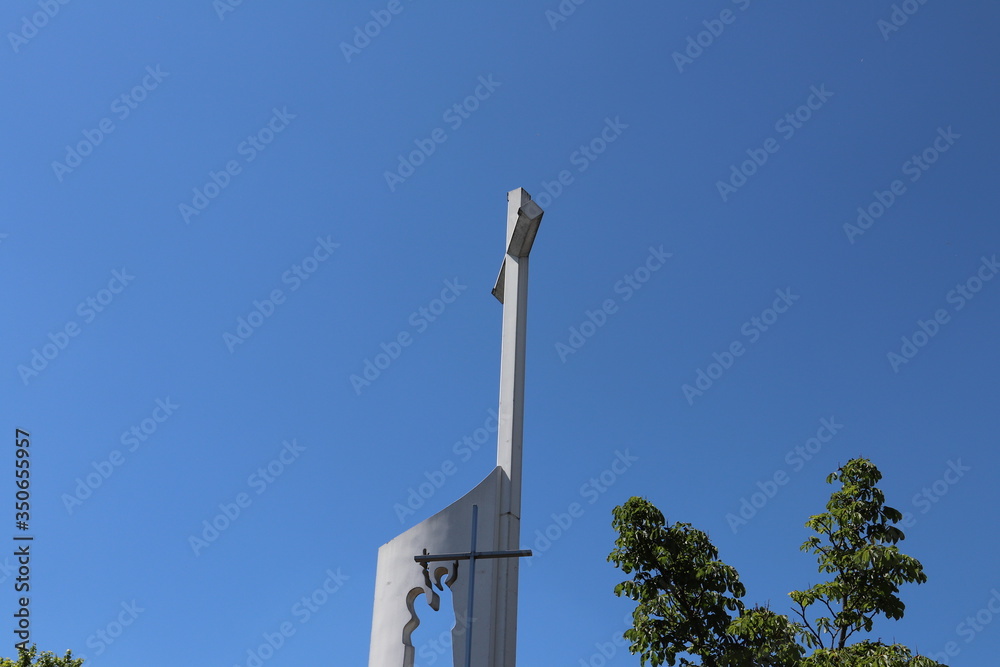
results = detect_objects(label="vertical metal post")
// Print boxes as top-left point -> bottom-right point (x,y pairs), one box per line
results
464,504 -> 478,667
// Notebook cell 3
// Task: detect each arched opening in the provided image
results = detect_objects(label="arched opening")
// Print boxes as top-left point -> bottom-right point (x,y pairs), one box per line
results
405,564 -> 460,667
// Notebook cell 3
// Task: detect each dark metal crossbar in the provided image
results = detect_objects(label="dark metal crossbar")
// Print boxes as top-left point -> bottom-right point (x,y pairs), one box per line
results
414,549 -> 533,564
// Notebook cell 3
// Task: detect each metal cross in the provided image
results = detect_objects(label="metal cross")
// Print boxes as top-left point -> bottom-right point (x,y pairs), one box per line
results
414,505 -> 532,667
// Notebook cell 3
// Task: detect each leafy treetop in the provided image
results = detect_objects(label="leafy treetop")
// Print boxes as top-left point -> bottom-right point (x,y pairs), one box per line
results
0,645 -> 84,667
608,458 -> 945,667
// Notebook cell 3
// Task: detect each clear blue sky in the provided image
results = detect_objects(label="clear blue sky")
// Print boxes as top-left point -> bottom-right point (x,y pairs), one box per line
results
3,1 -> 998,665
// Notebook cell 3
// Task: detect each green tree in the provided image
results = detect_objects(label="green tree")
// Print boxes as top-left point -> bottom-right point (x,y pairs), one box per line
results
608,458 -> 944,667
0,645 -> 84,667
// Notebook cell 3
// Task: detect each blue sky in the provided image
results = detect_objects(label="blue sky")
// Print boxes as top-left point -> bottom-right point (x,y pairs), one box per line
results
3,1 -> 999,665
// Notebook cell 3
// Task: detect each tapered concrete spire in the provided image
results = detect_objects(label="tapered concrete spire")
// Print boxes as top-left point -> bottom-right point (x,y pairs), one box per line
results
490,187 -> 542,665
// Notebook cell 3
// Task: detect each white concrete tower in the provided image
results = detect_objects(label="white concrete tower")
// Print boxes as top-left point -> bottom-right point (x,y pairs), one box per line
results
368,188 -> 543,667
